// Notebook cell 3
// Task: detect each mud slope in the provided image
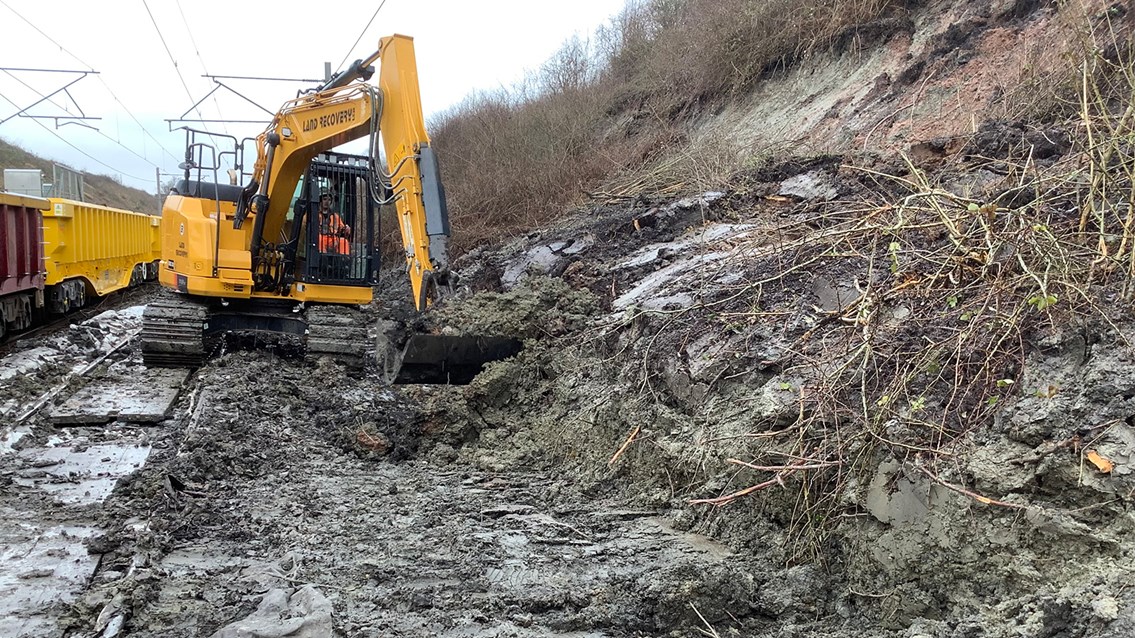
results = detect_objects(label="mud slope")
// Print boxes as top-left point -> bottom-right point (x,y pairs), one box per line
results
691,0 -> 1116,160
406,134 -> 1135,635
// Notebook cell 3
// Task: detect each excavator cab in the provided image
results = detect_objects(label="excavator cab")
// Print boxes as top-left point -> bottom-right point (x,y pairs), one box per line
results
292,152 -> 380,287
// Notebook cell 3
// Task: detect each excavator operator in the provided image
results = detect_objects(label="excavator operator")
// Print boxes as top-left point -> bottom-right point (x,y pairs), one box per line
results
317,189 -> 351,255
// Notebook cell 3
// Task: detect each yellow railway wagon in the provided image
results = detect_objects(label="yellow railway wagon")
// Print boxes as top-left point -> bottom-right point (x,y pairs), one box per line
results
42,198 -> 161,312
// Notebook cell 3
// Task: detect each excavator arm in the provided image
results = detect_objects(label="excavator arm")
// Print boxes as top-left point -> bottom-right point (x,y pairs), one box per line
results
374,35 -> 452,308
244,85 -> 377,251
245,34 -> 450,309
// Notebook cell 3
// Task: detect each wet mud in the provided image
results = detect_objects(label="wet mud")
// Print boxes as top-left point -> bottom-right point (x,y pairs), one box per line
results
6,3 -> 1135,635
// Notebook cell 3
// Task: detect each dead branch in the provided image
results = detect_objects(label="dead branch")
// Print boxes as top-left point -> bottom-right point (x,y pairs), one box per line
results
608,425 -> 641,466
915,463 -> 1027,510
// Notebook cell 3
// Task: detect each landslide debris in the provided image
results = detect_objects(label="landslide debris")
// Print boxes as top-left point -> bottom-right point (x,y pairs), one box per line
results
45,1 -> 1135,637
405,121 -> 1135,636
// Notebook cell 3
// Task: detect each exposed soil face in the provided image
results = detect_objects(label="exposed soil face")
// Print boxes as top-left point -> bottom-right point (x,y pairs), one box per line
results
698,0 -> 1118,162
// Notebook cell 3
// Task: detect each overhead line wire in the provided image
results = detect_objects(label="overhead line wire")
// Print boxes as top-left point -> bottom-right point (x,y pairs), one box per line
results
334,1 -> 387,75
0,0 -> 181,163
1,68 -> 80,117
0,0 -> 84,68
141,0 -> 207,128
99,88 -> 181,163
0,92 -> 148,182
174,0 -> 230,136
2,69 -> 158,168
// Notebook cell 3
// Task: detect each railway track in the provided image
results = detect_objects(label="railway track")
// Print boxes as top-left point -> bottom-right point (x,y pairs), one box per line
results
0,285 -> 175,427
0,284 -> 161,356
0,315 -> 190,637
0,314 -> 73,354
12,328 -> 139,426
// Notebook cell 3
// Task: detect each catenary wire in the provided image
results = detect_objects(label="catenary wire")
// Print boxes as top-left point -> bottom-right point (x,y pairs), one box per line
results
334,1 -> 387,76
0,82 -> 152,180
174,0 -> 230,137
0,92 -> 148,182
1,68 -> 83,118
141,0 -> 208,127
0,0 -> 181,164
1,69 -> 159,169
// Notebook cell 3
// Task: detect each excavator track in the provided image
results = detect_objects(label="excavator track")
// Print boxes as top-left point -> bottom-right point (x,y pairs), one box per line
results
141,296 -> 209,368
143,296 -> 373,370
142,295 -> 518,381
304,305 -> 373,370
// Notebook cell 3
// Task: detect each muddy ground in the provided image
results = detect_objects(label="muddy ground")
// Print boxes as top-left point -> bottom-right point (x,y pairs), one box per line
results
2,117 -> 1134,638
6,3 -> 1135,630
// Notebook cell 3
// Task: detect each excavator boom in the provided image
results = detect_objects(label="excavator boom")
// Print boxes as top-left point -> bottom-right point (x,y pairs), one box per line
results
244,35 -> 449,308
375,34 -> 452,307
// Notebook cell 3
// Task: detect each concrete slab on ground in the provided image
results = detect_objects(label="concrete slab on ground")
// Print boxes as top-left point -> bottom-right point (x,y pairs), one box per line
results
48,368 -> 189,424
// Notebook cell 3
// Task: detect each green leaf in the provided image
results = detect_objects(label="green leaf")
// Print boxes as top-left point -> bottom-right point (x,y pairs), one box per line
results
1027,294 -> 1058,311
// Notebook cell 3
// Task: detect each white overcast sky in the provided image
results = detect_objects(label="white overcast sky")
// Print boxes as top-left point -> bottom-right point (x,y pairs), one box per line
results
0,0 -> 628,194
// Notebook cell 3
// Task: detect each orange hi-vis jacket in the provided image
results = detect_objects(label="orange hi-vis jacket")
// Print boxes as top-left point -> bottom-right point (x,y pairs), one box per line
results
318,212 -> 351,254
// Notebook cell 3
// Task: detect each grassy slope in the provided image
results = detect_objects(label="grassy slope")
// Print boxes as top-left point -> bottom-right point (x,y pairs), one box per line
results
0,138 -> 158,214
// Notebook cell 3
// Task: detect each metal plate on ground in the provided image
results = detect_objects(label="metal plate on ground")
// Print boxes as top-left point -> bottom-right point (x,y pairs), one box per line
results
48,368 -> 189,424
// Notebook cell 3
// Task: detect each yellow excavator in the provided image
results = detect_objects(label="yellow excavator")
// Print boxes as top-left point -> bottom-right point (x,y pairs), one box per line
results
142,34 -> 519,383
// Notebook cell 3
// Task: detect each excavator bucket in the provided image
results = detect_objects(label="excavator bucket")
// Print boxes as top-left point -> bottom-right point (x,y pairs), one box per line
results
379,332 -> 523,385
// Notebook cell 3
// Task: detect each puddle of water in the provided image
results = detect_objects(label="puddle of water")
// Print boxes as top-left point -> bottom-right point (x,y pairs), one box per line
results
0,515 -> 98,638
0,436 -> 154,636
16,442 -> 152,506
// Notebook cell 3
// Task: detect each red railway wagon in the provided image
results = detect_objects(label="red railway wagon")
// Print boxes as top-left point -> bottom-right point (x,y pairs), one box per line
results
0,192 -> 48,338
